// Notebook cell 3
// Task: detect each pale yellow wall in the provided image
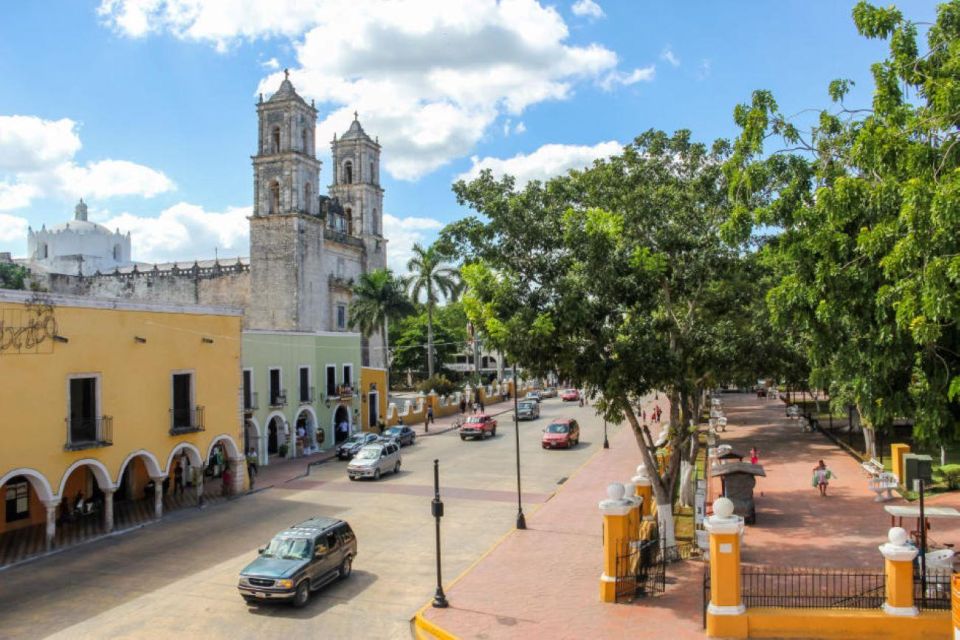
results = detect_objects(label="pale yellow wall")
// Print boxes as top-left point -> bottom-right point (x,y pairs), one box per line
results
360,367 -> 388,427
0,296 -> 243,508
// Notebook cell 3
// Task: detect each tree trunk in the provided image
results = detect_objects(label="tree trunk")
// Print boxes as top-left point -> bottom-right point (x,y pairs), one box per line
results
622,400 -> 677,549
854,407 -> 877,459
678,388 -> 700,508
426,303 -> 435,379
383,317 -> 390,396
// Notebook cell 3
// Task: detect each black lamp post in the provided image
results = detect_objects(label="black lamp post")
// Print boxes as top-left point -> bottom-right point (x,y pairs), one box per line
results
513,364 -> 527,530
603,417 -> 609,449
431,459 -> 449,608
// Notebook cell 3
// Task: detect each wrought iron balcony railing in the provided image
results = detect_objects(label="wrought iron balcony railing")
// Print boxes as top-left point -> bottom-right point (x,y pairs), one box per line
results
244,391 -> 259,412
169,406 -> 205,435
269,390 -> 287,408
300,386 -> 315,404
65,416 -> 113,451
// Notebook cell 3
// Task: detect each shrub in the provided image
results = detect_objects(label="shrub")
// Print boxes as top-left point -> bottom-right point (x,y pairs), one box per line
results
936,464 -> 960,490
416,374 -> 460,397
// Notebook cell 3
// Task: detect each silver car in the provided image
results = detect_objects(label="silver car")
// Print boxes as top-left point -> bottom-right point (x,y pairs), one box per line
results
516,400 -> 540,420
347,442 -> 401,480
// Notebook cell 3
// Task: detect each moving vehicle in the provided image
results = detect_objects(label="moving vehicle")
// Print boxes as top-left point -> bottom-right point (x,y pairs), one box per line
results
516,400 -> 540,420
383,425 -> 416,447
542,419 -> 580,449
524,390 -> 543,404
560,389 -> 580,402
347,442 -> 401,480
238,517 -> 357,608
541,387 -> 558,399
460,414 -> 498,440
337,432 -> 380,460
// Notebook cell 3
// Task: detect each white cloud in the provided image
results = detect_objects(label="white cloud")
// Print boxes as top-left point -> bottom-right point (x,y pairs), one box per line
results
102,202 -> 250,263
0,115 -> 174,212
457,140 -> 622,187
571,0 -> 604,19
660,46 -> 680,68
261,57 -> 280,70
0,116 -> 82,172
98,0 -> 642,181
600,65 -> 655,91
0,213 -> 28,243
514,121 -> 526,134
697,59 -> 712,80
382,212 -> 443,274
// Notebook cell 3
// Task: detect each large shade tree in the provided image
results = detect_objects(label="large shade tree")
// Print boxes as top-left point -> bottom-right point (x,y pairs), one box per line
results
446,130 -> 762,546
725,0 -> 960,452
406,242 -> 462,379
348,268 -> 414,388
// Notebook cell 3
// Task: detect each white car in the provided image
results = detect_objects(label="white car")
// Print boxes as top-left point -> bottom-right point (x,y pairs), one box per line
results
347,442 -> 401,480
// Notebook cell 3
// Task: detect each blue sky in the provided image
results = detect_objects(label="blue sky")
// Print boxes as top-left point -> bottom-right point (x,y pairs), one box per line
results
0,0 -> 938,272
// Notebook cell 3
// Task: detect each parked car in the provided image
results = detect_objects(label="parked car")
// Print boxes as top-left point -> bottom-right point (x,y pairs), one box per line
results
460,414 -> 498,440
560,389 -> 580,402
238,517 -> 357,608
383,425 -> 416,447
337,432 -> 380,460
541,387 -> 558,399
524,390 -> 543,404
542,419 -> 580,449
347,442 -> 401,480
516,400 -> 540,420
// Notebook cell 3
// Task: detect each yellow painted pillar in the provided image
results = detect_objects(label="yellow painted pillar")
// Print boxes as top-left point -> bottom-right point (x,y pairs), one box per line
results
705,497 -> 747,638
623,481 -> 641,542
879,527 -> 919,616
632,464 -> 654,521
951,573 -> 960,640
598,483 -> 633,603
890,443 -> 910,483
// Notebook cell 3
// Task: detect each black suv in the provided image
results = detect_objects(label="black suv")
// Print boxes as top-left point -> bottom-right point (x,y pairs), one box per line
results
238,517 -> 357,607
337,432 -> 380,460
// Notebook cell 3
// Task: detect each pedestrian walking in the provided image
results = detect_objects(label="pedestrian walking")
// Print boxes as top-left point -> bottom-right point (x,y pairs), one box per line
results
221,464 -> 233,497
479,398 -> 485,413
750,447 -> 759,465
377,419 -> 386,435
427,405 -> 435,425
246,447 -> 258,487
812,460 -> 835,496
642,409 -> 647,423
459,398 -> 466,414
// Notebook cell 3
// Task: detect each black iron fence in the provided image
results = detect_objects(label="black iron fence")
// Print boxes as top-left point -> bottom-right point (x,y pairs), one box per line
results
613,536 -> 697,603
741,566 -> 885,609
64,416 -> 113,450
916,570 -> 952,611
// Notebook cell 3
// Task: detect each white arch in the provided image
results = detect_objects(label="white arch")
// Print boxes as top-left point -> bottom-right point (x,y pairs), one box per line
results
245,415 -> 261,438
295,405 -> 321,451
0,468 -> 55,503
294,405 -> 318,428
165,442 -> 203,476
57,458 -> 115,497
205,434 -> 241,462
116,449 -> 163,485
265,410 -> 288,449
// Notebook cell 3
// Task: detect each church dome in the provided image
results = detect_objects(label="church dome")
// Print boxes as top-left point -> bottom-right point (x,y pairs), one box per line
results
340,115 -> 374,142
267,70 -> 308,107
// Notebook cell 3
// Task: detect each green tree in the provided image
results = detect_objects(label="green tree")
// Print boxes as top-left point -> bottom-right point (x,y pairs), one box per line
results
0,263 -> 27,290
390,307 -> 464,377
725,1 -> 960,452
348,269 -> 414,389
448,130 -> 760,546
406,242 -> 462,379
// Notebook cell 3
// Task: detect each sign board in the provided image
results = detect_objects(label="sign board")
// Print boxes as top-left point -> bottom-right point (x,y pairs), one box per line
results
695,488 -> 706,525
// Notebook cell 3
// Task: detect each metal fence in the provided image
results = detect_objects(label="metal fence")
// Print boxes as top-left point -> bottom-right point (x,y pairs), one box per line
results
740,566 -> 885,609
916,570 -> 953,611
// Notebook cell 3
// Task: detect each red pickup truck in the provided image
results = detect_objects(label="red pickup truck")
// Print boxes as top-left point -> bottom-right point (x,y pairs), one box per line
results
460,414 -> 498,440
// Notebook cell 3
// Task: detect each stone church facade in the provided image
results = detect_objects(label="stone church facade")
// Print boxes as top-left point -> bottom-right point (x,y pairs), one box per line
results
29,75 -> 388,367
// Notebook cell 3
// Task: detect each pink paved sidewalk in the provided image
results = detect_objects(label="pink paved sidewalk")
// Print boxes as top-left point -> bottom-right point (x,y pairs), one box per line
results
420,396 -> 706,640
711,393 -> 960,567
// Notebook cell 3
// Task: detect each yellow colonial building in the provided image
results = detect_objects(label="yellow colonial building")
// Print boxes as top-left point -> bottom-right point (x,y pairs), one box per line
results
0,290 -> 245,555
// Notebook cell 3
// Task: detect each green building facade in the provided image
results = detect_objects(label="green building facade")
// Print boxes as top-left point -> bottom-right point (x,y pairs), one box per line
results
242,330 -> 362,465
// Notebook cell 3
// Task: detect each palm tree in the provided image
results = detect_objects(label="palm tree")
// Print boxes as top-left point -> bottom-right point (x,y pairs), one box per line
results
348,269 -> 413,390
407,242 -> 461,379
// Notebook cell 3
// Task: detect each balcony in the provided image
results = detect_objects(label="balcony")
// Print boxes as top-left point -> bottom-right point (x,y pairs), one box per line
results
269,390 -> 287,408
337,384 -> 354,399
243,391 -> 259,413
64,416 -> 113,451
299,386 -> 315,405
169,406 -> 205,435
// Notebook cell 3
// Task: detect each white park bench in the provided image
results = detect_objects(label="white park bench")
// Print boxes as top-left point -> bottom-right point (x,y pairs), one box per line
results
786,405 -> 801,419
868,472 -> 898,502
717,416 -> 728,432
861,458 -> 885,477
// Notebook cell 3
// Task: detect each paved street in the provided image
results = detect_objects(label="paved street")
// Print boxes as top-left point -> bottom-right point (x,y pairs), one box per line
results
0,397 -> 620,640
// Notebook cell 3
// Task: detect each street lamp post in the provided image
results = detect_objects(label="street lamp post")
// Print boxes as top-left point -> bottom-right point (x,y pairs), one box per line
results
513,364 -> 526,530
603,417 -> 609,449
431,459 -> 448,608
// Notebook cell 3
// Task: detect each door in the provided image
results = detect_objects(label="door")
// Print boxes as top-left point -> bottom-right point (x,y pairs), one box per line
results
368,392 -> 378,428
318,531 -> 341,578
